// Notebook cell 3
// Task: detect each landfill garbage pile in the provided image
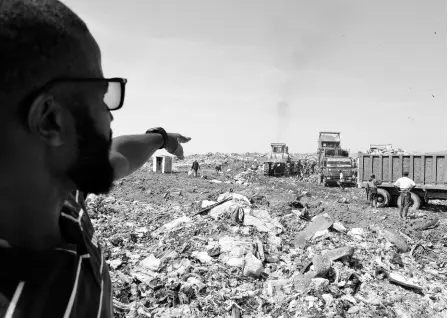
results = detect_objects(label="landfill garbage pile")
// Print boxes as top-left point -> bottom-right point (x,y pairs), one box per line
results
172,154 -> 268,173
233,170 -> 261,186
87,182 -> 447,318
289,153 -> 319,161
174,153 -> 318,169
366,148 -> 414,155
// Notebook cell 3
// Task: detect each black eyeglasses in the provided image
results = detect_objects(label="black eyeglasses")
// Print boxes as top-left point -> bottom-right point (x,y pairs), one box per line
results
36,77 -> 128,111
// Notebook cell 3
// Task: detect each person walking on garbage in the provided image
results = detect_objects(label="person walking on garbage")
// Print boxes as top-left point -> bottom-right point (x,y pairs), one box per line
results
252,158 -> 259,169
0,1 -> 190,317
299,161 -> 305,180
394,172 -> 416,218
366,174 -> 382,208
243,157 -> 249,170
318,166 -> 325,184
310,161 -> 317,175
337,170 -> 345,189
215,163 -> 222,174
191,160 -> 200,177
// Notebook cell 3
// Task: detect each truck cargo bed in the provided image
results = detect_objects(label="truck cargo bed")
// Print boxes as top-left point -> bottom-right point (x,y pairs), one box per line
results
358,153 -> 447,189
357,153 -> 446,205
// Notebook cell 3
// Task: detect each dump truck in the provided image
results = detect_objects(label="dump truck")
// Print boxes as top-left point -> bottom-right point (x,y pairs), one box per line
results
357,152 -> 447,209
262,143 -> 308,177
317,132 -> 350,168
317,132 -> 355,186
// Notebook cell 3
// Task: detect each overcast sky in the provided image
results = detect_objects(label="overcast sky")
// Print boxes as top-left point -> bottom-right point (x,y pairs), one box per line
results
64,0 -> 447,154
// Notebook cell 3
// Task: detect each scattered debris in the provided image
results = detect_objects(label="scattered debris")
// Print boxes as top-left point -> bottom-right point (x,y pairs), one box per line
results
243,209 -> 283,234
331,221 -> 347,233
348,227 -> 364,240
382,228 -> 410,253
243,253 -> 263,277
388,272 -> 423,292
90,157 -> 447,318
194,196 -> 233,217
415,217 -> 440,231
191,251 -> 213,264
293,214 -> 333,248
140,254 -> 161,271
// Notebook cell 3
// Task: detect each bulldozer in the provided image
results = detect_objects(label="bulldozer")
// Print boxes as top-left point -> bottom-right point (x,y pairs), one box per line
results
262,143 -> 299,177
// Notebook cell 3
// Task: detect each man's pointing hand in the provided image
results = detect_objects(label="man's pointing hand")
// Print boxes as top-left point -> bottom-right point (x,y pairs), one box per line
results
165,133 -> 191,160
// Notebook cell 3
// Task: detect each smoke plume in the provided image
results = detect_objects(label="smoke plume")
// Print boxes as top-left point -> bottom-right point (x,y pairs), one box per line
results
276,100 -> 290,142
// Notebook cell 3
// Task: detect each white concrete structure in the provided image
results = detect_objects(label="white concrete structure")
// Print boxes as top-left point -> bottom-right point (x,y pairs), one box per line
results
153,156 -> 172,173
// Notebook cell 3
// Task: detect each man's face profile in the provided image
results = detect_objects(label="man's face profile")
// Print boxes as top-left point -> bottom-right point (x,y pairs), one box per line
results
67,107 -> 115,195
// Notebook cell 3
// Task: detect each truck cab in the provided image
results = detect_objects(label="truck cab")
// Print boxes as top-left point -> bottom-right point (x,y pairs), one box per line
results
268,143 -> 289,161
320,156 -> 356,186
317,132 -> 350,168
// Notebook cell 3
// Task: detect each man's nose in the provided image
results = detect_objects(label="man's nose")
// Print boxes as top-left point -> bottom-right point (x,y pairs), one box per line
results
109,111 -> 114,122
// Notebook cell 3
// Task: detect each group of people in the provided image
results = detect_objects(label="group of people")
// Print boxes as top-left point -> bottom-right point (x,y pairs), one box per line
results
192,160 -> 417,220
192,157 -> 319,178
190,157 -> 265,178
190,160 -> 223,177
367,172 -> 416,218
300,160 -> 318,176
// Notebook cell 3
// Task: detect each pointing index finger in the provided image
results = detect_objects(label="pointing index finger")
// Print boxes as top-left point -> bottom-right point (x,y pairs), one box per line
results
177,135 -> 191,144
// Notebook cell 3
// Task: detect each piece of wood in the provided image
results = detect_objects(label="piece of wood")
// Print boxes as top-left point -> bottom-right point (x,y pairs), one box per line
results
414,218 -> 439,231
388,272 -> 423,291
192,197 -> 232,217
254,237 -> 265,262
231,304 -> 241,318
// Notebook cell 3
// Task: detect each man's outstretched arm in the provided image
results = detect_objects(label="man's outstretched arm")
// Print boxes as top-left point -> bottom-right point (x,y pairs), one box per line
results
110,132 -> 190,180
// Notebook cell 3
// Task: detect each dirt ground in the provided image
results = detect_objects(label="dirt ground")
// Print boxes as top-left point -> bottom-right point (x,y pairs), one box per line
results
90,155 -> 447,318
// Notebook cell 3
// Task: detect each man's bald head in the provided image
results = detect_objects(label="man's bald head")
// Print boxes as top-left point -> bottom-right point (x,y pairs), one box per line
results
0,0 -> 116,195
0,0 -> 102,119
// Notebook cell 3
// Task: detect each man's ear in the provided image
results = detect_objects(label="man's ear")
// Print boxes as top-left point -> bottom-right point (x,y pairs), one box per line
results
27,94 -> 66,147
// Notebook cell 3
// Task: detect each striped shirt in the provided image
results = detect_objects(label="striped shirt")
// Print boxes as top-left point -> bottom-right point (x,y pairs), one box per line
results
0,191 -> 112,318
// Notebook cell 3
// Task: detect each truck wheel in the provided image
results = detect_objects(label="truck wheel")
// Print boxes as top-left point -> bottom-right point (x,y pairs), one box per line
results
376,188 -> 391,208
397,192 -> 421,211
409,193 -> 421,210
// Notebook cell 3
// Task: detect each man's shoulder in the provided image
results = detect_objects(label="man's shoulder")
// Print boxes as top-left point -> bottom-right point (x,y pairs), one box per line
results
0,190 -> 112,318
60,191 -> 108,292
63,190 -> 87,208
